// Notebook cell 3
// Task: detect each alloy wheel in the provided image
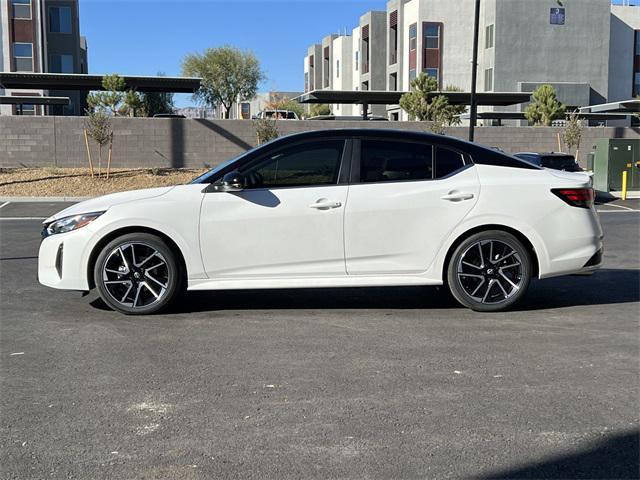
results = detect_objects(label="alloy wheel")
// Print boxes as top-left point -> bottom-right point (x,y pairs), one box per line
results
102,242 -> 170,309
456,239 -> 524,305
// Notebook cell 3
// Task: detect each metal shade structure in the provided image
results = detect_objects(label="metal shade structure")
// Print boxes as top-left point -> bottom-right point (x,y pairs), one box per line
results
459,111 -> 634,125
0,72 -> 202,93
579,99 -> 640,114
294,89 -> 532,120
0,95 -> 70,106
295,89 -> 531,106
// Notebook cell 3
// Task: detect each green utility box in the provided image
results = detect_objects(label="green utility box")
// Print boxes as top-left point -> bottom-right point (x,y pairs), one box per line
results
592,139 -> 640,192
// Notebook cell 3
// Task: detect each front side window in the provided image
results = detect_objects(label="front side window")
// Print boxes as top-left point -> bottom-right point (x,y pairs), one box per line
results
435,147 -> 465,178
360,140 -> 433,183
50,54 -> 74,73
49,6 -> 72,33
13,43 -> 33,71
12,0 -> 31,19
240,140 -> 345,189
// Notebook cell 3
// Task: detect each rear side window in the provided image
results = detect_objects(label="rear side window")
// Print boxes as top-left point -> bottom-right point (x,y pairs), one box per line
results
360,140 -> 433,183
435,147 -> 466,178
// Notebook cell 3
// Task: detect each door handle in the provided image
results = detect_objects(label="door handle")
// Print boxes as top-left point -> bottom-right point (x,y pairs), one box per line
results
441,191 -> 474,202
309,199 -> 342,210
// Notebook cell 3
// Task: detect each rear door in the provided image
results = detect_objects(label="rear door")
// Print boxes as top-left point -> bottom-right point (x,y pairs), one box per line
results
344,138 -> 480,275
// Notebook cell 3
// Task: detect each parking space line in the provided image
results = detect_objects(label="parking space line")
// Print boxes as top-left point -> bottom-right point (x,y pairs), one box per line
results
0,202 -> 10,210
598,203 -> 634,211
596,209 -> 640,214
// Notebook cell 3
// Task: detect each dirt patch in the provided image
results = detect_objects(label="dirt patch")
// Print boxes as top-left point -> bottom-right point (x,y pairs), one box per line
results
0,168 -> 209,197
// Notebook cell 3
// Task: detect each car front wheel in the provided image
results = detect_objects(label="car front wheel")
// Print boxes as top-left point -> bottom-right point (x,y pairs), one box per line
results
94,233 -> 182,315
447,230 -> 531,312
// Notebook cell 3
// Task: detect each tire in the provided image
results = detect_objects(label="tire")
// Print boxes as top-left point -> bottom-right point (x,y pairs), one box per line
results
446,230 -> 531,312
94,233 -> 182,315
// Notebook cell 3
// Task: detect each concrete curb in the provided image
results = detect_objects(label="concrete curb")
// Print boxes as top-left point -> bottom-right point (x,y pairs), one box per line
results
0,196 -> 91,202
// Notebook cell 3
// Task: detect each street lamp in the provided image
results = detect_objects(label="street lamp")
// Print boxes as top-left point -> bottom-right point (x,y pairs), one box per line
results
469,0 -> 481,142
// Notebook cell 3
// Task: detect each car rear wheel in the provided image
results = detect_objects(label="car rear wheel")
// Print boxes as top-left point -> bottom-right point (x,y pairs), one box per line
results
94,233 -> 182,315
447,231 -> 531,312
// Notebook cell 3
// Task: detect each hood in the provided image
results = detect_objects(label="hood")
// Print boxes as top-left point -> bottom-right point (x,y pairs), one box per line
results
43,186 -> 175,224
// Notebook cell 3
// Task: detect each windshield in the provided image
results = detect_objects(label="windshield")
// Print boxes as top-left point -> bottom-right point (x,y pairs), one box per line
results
190,149 -> 257,184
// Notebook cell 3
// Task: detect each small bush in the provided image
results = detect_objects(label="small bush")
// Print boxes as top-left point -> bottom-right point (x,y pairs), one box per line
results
253,117 -> 279,144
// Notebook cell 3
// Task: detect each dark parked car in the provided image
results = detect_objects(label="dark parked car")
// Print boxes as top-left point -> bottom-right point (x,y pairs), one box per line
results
513,152 -> 582,172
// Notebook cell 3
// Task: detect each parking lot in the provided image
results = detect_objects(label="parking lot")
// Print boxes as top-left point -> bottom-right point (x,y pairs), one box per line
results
1,200 -> 638,480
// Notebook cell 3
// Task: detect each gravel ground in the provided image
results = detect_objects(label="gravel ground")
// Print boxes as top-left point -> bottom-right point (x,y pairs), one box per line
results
0,168 -> 208,197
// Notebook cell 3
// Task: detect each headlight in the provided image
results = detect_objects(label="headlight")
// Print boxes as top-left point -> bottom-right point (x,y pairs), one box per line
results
43,211 -> 105,237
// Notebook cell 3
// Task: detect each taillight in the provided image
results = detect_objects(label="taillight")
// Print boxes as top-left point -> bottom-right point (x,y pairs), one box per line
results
551,188 -> 594,209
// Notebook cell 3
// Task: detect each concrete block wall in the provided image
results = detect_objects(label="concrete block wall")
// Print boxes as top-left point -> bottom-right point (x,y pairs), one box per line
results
0,116 -> 638,169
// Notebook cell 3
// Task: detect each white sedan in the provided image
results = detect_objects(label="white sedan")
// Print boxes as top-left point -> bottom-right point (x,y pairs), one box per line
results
38,129 -> 603,314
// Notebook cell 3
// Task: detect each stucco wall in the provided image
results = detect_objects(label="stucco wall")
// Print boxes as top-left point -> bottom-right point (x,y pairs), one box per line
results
0,117 -> 637,169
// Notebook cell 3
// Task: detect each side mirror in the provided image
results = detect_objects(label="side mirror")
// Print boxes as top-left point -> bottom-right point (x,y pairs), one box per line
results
219,171 -> 245,192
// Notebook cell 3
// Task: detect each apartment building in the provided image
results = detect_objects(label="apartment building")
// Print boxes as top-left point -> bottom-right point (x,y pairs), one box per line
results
0,0 -> 88,115
304,0 -> 640,123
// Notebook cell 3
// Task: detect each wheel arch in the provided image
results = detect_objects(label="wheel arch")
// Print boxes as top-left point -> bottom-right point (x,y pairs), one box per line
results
87,226 -> 188,290
442,224 -> 540,282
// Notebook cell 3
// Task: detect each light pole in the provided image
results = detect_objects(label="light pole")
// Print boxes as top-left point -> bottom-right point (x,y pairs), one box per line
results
469,0 -> 481,142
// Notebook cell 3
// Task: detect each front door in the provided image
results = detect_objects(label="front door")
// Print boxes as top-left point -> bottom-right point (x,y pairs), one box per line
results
199,139 -> 348,279
344,138 -> 480,275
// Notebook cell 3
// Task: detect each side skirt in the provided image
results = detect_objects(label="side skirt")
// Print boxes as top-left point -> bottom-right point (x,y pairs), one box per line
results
187,275 -> 443,291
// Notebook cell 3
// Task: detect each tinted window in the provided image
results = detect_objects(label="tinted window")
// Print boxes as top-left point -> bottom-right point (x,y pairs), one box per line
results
514,154 -> 540,165
241,140 -> 345,188
435,147 -> 465,178
49,6 -> 71,33
541,155 -> 580,171
360,140 -> 433,183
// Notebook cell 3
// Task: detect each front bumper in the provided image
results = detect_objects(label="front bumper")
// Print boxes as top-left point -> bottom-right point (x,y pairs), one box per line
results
38,229 -> 92,291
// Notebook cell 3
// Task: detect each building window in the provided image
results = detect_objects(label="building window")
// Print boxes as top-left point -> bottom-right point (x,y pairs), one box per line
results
304,72 -> 309,92
336,59 -> 340,78
484,68 -> 493,91
424,24 -> 440,49
13,43 -> 33,72
485,24 -> 494,49
550,7 -> 565,25
422,23 -> 441,86
11,0 -> 31,19
355,51 -> 359,71
409,69 -> 416,84
362,25 -> 370,74
409,23 -> 417,51
389,10 -> 398,65
49,6 -> 72,33
18,103 -> 36,115
50,54 -> 74,73
389,72 -> 398,91
323,46 -> 330,88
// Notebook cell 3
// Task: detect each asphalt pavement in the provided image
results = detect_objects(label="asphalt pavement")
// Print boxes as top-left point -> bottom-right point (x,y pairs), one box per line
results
0,201 -> 638,479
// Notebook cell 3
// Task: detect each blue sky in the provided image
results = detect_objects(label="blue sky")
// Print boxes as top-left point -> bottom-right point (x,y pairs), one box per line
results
79,0 -> 388,107
80,0 -> 628,107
